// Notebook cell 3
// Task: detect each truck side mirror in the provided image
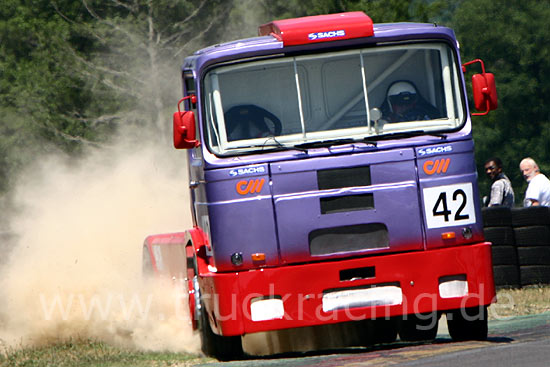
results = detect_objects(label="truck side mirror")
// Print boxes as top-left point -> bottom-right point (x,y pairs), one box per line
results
173,96 -> 199,149
462,59 -> 498,116
471,72 -> 498,115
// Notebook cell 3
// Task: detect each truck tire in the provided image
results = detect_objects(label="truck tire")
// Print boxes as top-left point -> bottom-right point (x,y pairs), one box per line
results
517,247 -> 550,266
492,264 -> 520,288
447,306 -> 488,341
512,207 -> 550,227
519,265 -> 550,286
491,245 -> 518,266
482,207 -> 512,227
398,313 -> 439,342
372,319 -> 398,344
483,227 -> 515,246
198,301 -> 244,361
513,226 -> 550,246
192,249 -> 243,361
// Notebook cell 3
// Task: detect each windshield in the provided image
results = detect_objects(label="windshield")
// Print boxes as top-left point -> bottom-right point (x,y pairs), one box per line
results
204,42 -> 464,155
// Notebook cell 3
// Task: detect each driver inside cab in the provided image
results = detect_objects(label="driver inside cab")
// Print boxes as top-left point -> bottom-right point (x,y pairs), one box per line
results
225,105 -> 280,141
382,81 -> 440,123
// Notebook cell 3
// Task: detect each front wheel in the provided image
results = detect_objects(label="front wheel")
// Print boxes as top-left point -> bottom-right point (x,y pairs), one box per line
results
447,306 -> 488,341
198,301 -> 244,361
372,319 -> 398,344
398,313 -> 439,342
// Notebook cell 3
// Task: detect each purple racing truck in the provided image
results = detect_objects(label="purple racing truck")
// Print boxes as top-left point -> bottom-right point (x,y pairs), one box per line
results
143,12 -> 498,360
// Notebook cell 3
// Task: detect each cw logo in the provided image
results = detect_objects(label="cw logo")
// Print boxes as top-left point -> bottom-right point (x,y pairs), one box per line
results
423,158 -> 451,175
236,178 -> 265,195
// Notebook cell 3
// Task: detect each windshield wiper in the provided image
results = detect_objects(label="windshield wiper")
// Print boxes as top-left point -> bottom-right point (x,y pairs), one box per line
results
232,137 -> 308,153
294,138 -> 358,150
230,130 -> 446,154
263,136 -> 308,152
364,130 -> 447,143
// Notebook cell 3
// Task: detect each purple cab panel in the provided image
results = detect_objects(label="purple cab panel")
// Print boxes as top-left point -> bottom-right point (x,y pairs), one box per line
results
203,165 -> 278,272
417,140 -> 484,249
186,23 -> 457,84
271,148 -> 424,264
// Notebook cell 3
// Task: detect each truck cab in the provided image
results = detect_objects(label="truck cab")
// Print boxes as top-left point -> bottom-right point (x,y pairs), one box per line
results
147,12 -> 497,360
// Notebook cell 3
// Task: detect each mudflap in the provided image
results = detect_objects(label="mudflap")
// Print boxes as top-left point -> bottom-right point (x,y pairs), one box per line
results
143,229 -> 245,360
142,231 -> 198,329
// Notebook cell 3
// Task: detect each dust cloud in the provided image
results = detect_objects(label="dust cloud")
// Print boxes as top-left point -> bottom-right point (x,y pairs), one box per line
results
0,139 -> 200,353
0,0 -> 271,354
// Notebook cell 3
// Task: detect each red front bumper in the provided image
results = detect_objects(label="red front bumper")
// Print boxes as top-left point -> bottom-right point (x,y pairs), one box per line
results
199,243 -> 495,336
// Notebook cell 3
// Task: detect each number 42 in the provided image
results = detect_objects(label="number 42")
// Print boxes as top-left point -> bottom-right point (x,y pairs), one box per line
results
423,183 -> 475,228
432,189 -> 469,222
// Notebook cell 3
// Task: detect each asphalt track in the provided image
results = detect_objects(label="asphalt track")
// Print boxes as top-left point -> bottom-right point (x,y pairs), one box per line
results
198,312 -> 550,367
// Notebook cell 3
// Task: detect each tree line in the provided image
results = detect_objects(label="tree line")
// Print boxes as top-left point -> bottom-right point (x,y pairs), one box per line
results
0,0 -> 548,203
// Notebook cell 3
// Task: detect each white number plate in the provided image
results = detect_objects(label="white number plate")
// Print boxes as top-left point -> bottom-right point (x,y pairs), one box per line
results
423,183 -> 476,229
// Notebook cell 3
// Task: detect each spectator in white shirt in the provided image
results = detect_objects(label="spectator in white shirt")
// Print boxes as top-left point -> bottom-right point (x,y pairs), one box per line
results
519,157 -> 550,207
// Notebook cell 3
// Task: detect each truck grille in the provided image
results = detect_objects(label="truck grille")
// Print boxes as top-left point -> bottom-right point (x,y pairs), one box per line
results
309,223 -> 389,256
320,193 -> 374,214
317,166 -> 371,189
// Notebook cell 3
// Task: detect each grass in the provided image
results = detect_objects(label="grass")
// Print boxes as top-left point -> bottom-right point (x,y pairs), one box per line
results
1,286 -> 548,367
489,284 -> 550,319
0,339 -> 208,367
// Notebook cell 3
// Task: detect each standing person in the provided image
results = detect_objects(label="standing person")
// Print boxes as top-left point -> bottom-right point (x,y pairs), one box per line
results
519,157 -> 550,207
484,157 -> 515,207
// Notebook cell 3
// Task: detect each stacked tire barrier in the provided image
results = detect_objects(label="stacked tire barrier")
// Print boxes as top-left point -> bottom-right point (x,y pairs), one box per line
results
482,206 -> 550,288
482,207 -> 520,288
512,207 -> 550,286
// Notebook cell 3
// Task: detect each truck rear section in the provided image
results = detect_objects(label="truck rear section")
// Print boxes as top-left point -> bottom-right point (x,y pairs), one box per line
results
143,12 -> 498,359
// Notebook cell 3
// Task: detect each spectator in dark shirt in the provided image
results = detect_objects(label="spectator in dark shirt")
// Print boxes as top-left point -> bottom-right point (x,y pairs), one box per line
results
484,157 -> 514,207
